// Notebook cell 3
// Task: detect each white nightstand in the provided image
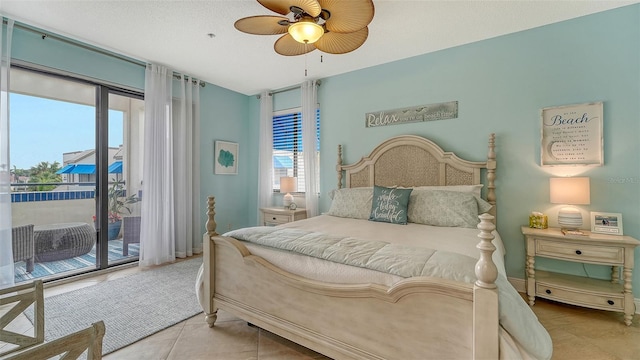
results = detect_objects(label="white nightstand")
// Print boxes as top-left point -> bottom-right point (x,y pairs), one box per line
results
260,207 -> 307,226
522,226 -> 640,325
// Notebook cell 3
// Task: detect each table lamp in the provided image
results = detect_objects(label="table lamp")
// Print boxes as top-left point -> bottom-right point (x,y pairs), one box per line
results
280,176 -> 297,209
550,177 -> 590,231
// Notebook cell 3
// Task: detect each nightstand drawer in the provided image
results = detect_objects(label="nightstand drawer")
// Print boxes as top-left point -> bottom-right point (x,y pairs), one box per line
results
260,207 -> 307,226
264,213 -> 290,224
536,239 -> 624,264
536,283 -> 624,311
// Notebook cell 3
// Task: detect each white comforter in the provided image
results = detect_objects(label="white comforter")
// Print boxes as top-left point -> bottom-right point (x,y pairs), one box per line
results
249,215 -> 507,286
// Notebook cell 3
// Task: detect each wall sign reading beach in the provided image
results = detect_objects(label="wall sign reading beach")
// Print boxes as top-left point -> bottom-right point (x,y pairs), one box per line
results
541,102 -> 603,166
365,101 -> 458,128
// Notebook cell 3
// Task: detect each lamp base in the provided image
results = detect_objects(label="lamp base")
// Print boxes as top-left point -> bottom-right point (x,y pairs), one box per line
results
558,206 -> 583,231
283,193 -> 294,209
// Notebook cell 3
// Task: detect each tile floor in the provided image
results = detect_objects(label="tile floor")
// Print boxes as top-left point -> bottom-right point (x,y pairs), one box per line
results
3,258 -> 640,360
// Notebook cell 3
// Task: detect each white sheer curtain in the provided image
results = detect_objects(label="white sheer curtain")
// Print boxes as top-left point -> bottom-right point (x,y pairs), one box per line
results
301,80 -> 319,217
0,18 -> 14,287
141,64 -> 201,266
140,64 -> 175,266
173,75 -> 201,257
257,91 -> 273,222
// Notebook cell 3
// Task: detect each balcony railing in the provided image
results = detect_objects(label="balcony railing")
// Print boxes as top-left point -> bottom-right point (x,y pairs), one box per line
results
10,181 -> 137,227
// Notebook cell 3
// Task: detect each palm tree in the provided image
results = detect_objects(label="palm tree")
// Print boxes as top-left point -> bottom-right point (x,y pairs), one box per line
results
28,161 -> 62,191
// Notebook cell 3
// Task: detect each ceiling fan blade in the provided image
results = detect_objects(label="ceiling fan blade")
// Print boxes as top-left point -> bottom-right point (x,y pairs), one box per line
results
234,16 -> 289,35
274,34 -> 317,56
319,0 -> 374,33
259,0 -> 322,17
314,27 -> 368,54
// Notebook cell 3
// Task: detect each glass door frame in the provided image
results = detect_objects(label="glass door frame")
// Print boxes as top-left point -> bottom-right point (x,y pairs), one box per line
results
12,63 -> 143,275
95,86 -> 143,269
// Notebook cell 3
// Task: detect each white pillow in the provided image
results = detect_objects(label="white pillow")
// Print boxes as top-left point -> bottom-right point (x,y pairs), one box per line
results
326,187 -> 373,220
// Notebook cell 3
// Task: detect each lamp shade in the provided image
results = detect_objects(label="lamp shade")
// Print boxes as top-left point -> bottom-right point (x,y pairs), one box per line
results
280,177 -> 297,193
549,177 -> 590,205
288,19 -> 324,44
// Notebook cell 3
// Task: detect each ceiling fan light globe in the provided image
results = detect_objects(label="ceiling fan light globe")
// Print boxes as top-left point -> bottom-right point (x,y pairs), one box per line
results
288,21 -> 324,44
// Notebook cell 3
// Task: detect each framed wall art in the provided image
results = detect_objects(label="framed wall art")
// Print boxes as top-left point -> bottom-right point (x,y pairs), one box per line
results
541,101 -> 603,166
214,141 -> 238,175
590,211 -> 623,235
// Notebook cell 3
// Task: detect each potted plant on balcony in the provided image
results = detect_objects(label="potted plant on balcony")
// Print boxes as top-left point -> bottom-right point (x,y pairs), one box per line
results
94,179 -> 140,240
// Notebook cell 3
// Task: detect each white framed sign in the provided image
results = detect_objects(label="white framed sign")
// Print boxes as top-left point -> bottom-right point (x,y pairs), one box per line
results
541,102 -> 603,166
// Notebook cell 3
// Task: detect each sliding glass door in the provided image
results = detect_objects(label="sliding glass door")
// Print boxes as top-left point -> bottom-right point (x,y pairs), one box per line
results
104,92 -> 144,266
9,66 -> 143,283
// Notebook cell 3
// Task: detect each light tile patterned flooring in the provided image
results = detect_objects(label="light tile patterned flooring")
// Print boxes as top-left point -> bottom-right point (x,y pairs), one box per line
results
3,257 -> 640,359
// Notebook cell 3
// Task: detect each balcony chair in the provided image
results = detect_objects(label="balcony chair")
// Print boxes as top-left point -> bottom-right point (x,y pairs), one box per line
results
122,216 -> 141,256
12,224 -> 35,273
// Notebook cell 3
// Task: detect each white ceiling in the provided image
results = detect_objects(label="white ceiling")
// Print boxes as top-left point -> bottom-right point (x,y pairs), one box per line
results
1,1 -> 637,96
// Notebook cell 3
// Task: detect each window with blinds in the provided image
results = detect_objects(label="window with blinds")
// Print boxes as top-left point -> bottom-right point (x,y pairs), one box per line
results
272,108 -> 320,192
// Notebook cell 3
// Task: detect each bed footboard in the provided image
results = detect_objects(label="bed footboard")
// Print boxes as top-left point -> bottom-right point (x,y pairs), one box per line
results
200,196 -> 499,359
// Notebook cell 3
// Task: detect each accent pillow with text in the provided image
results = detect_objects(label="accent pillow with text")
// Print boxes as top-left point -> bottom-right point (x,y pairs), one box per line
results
369,185 -> 413,225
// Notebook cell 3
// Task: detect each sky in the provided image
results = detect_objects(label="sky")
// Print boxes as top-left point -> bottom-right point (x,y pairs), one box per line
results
10,93 -> 123,170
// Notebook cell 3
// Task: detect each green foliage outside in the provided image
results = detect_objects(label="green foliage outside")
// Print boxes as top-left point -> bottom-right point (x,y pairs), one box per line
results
107,178 -> 140,223
26,161 -> 62,191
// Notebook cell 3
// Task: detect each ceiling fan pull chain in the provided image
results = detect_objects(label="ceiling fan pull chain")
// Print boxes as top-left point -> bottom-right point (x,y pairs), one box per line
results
304,44 -> 308,77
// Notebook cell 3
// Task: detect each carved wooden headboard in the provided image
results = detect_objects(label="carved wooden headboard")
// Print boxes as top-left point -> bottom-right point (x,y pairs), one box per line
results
336,134 -> 497,219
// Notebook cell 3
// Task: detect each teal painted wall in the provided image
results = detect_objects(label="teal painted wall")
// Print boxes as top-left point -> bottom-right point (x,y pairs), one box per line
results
312,4 -> 640,293
199,83 -> 252,232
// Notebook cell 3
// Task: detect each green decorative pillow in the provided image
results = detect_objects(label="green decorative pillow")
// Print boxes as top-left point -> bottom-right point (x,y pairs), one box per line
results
407,189 -> 492,228
369,186 -> 413,225
326,187 -> 373,219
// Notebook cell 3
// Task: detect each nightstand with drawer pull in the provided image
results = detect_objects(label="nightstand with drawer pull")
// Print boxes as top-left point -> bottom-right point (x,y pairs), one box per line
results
522,226 -> 640,326
260,207 -> 307,226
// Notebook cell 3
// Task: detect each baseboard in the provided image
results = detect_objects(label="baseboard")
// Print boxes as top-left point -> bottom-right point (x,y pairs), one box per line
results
507,276 -> 640,314
508,277 -> 526,293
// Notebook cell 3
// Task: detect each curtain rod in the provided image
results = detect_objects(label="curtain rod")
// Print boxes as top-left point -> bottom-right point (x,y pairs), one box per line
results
256,80 -> 321,99
4,19 -> 205,88
172,74 -> 206,88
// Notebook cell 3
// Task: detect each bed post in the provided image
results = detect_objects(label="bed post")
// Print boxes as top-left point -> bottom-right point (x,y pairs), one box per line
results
486,133 -> 497,223
336,144 -> 343,189
206,196 -> 218,237
473,213 -> 499,359
203,196 -> 218,327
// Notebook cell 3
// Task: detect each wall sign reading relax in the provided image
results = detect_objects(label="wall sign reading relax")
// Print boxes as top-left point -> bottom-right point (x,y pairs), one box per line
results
540,101 -> 603,166
365,101 -> 458,128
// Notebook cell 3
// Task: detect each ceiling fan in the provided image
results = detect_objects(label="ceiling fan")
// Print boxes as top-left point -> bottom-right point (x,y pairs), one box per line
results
234,0 -> 375,56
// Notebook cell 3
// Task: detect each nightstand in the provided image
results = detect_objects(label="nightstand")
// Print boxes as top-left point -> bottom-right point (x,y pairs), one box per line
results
522,226 -> 640,325
260,207 -> 307,226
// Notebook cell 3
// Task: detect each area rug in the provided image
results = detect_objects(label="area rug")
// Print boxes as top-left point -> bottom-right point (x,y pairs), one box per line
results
25,256 -> 203,356
14,240 -> 140,283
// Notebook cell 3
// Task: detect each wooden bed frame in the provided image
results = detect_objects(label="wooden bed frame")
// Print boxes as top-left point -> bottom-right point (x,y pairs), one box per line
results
201,134 -> 499,359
